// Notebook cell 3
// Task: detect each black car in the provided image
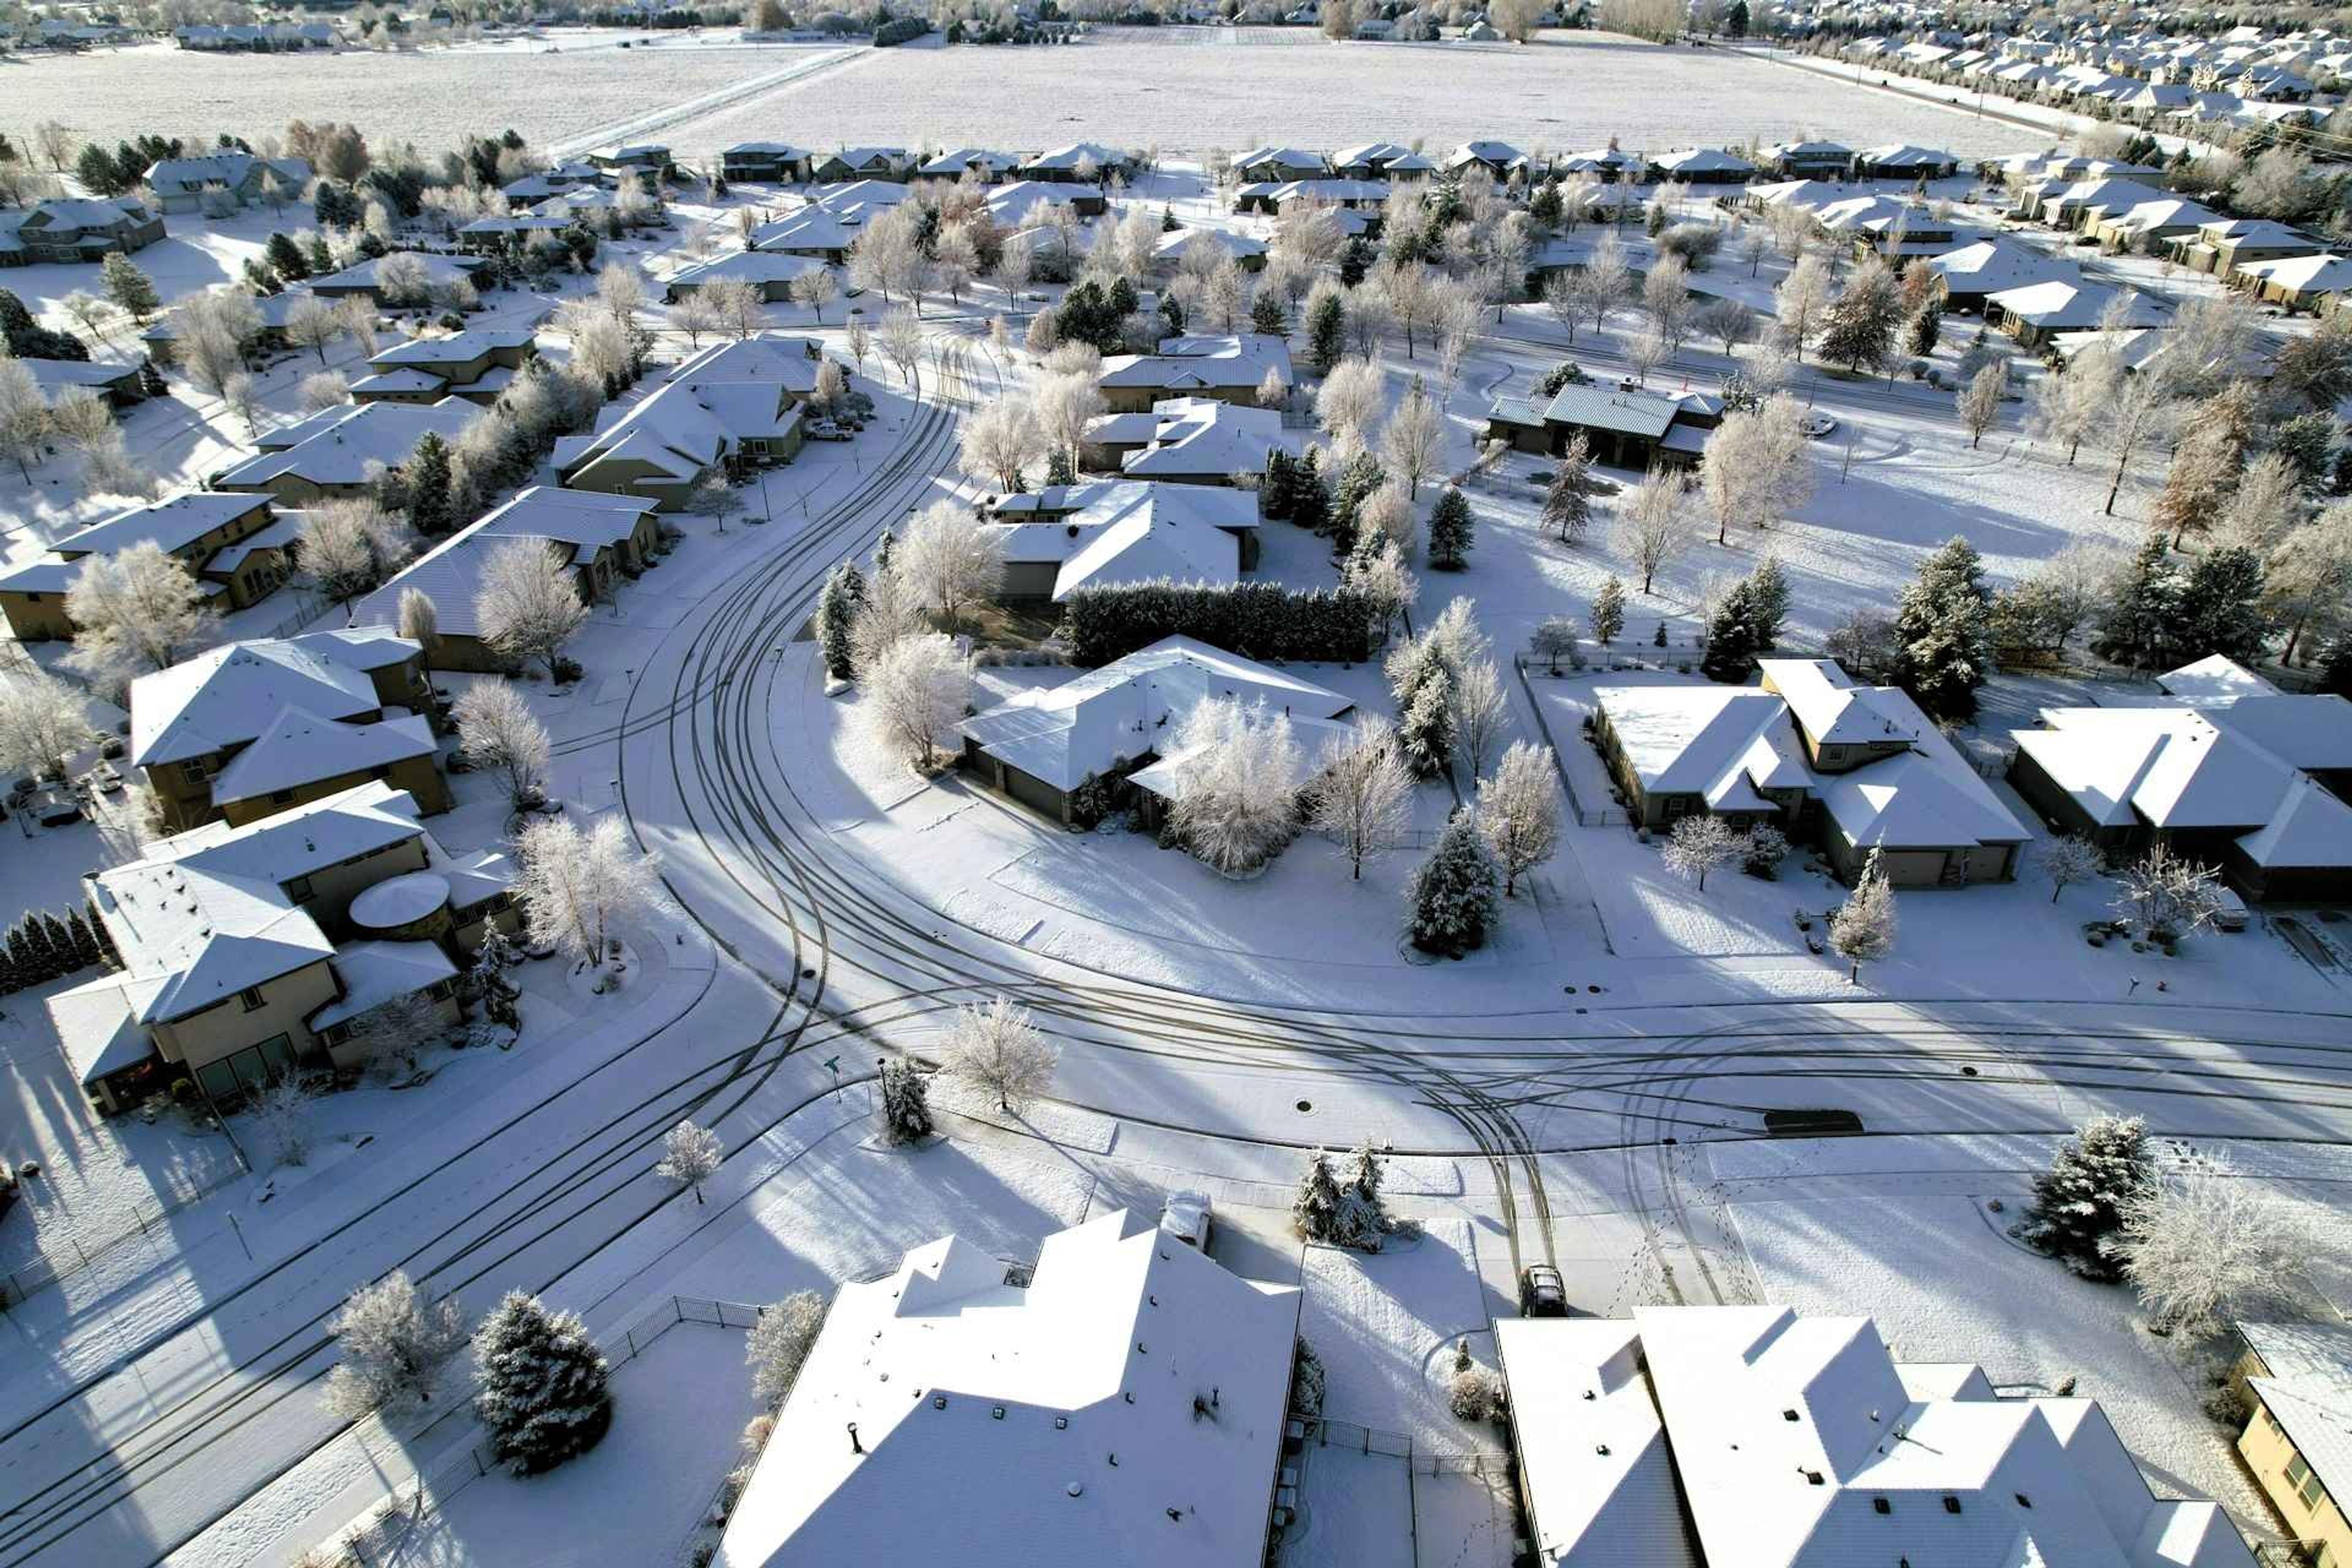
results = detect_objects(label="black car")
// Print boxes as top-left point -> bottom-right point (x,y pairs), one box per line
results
1519,1264 -> 1569,1317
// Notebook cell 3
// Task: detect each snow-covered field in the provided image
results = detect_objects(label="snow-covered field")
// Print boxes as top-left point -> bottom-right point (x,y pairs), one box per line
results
658,29 -> 2046,157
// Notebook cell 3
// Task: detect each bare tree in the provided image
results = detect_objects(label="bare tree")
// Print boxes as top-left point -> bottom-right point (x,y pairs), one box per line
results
878,306 -> 924,394
322,1271 -> 469,1420
960,395 -> 1042,493
1698,393 -> 1813,546
1035,371 -> 1105,473
655,1119 -> 723,1204
2113,843 -> 2224,944
1774,255 -> 1834,360
747,1291 -> 827,1407
1450,658 -> 1509,781
1167,697 -> 1302,875
1477,740 -> 1561,896
2113,1151 -> 2324,1339
451,682 -> 552,814
1829,848 -> 1898,982
1306,719 -> 1414,881
1616,470 -> 1693,594
300,498 -> 417,605
516,813 -> 665,971
1957,361 -> 2005,448
702,277 -> 766,341
897,499 -> 1003,630
396,586 -> 439,651
1662,813 -> 1738,891
2036,835 -> 2104,904
2100,372 -> 2179,517
63,543 -> 221,692
0,672 -> 100,783
285,295 -> 344,365
669,289 -> 722,348
252,1074 -> 316,1168
475,539 -> 588,679
1381,380 -> 1446,500
862,630 -> 971,771
945,995 -> 1060,1114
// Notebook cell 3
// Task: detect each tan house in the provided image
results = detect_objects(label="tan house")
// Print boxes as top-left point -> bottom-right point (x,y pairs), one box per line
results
128,632 -> 447,831
2233,1321 -> 2352,1568
351,327 -> 540,405
0,492 -> 288,641
1096,334 -> 1292,414
211,399 -> 479,505
51,781 -> 516,1112
553,335 -> 817,508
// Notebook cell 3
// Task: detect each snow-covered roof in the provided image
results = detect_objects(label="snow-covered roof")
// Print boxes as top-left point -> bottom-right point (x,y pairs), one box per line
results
1928,239 -> 2081,293
47,975 -> 162,1086
130,639 -> 382,767
1233,145 -> 1330,175
1762,657 -> 1923,747
352,485 -> 654,639
714,1209 -> 1300,1568
86,858 -> 333,1025
1111,398 -> 1289,483
1987,279 -> 2167,330
751,206 -> 857,254
1538,383 -> 1680,439
668,250 -> 822,291
1153,227 -> 1270,267
1494,1317 -> 1700,1568
962,635 -> 1352,792
310,939 -> 458,1031
2235,254 -> 2352,295
154,780 -> 425,889
213,399 -> 479,492
1101,334 -> 1292,393
1653,147 -> 1757,175
207,707 -> 436,807
989,482 -> 1257,601
368,326 -> 537,370
917,147 -> 1018,178
663,333 -> 824,396
1853,142 -> 1958,168
308,251 -> 483,293
2156,654 -> 2278,702
984,179 -> 1085,230
1593,685 -> 1810,811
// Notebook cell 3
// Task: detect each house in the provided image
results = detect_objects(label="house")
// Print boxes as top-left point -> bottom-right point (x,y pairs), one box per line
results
663,249 -> 823,303
1592,660 -> 2030,887
810,179 -> 913,226
0,492 -> 287,641
987,179 -> 1102,229
306,251 -> 486,304
2230,1321 -> 2352,1568
553,334 -> 817,507
1153,228 -> 1269,274
455,212 -> 577,253
1986,280 -> 2168,348
1850,142 -> 1960,179
350,327 -> 538,406
1812,195 -> 1971,259
1762,139 -> 1856,178
809,147 -> 909,183
1083,398 -> 1288,486
1331,142 -> 1433,179
1648,147 -> 1757,185
143,153 -> 312,214
352,486 -> 661,671
595,144 -> 674,177
1483,380 -> 1720,470
2030,177 -> 2170,230
1445,140 -> 1529,178
0,198 -> 164,266
1232,178 -> 1389,216
2236,254 -> 2352,315
1019,143 -> 1131,183
2048,325 -> 2274,386
17,358 -> 148,409
141,286 -> 322,357
212,399 -> 478,505
962,635 -> 1352,824
2007,673 -> 2352,902
1927,240 -> 2082,312
983,481 -> 1261,603
2086,196 -> 2225,251
1496,1305 -> 2256,1568
52,781 -> 515,1113
173,22 -> 336,49
128,633 -> 446,831
750,206 -> 858,264
2172,218 -> 2321,277
1559,145 -> 1641,179
1098,334 -> 1292,413
916,147 -> 1020,183
713,1210 -> 1301,1568
1232,146 -> 1330,183
719,142 -> 810,183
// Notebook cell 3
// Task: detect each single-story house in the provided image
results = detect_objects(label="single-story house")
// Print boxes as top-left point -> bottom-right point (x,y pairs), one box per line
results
1097,334 -> 1291,413
810,147 -> 909,184
212,399 -> 478,505
18,357 -> 148,409
750,206 -> 857,264
1232,146 -> 1330,183
350,326 -> 538,406
1330,142 -> 1434,180
1484,381 -> 1721,470
1018,143 -> 1131,183
1445,140 -> 1529,178
1152,228 -> 1269,274
1082,397 -> 1289,485
2236,254 -> 2352,315
306,251 -> 486,305
1927,240 -> 2082,312
0,491 -> 286,641
1648,148 -> 1757,185
983,480 -> 1261,603
1850,143 -> 1959,179
1986,279 -> 2169,347
664,249 -> 823,303
915,148 -> 1020,183
552,334 -> 818,507
986,180 -> 1102,230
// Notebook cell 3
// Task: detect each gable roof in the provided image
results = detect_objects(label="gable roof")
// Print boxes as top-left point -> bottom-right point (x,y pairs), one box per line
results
992,482 -> 1256,601
213,399 -> 478,491
1111,398 -> 1288,481
208,707 -> 436,807
130,640 -> 381,767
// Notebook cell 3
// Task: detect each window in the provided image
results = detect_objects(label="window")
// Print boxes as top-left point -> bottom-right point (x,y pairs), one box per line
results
270,789 -> 295,805
286,875 -> 315,902
239,987 -> 266,1012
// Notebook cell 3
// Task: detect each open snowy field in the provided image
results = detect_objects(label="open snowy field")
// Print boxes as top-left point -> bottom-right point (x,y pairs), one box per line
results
660,29 -> 2044,157
0,38 -> 845,151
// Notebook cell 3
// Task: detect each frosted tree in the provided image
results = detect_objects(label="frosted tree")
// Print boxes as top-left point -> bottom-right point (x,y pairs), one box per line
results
348,992 -> 444,1077
1405,812 -> 1501,957
322,1270 -> 470,1420
1306,720 -> 1414,881
1582,232 -> 1633,330
296,371 -> 350,414
655,1118 -> 723,1204
300,499 -> 417,605
1169,697 -> 1303,875
1817,257 -> 1901,374
1292,1150 -> 1346,1242
815,560 -> 866,682
63,543 -> 220,692
878,306 -> 924,393
451,683 -> 551,814
1358,479 -> 1416,557
1543,433 -> 1595,545
959,395 -> 1042,494
1697,393 -> 1812,546
1591,576 -> 1627,646
2099,372 -> 2179,517
473,1291 -> 612,1474
1957,361 -> 2005,448
791,266 -> 839,325
897,499 -> 1003,630
475,538 -> 588,680
252,1074 -> 315,1169
747,1291 -> 829,1408
946,995 -> 1060,1114
0,672 -> 99,783
1450,658 -> 1509,781
1828,848 -> 1898,983
1315,356 -> 1385,446
2035,835 -> 2105,904
2028,342 -> 2114,464
2113,1152 -> 2324,1339
862,630 -> 971,771
1381,380 -> 1445,499
1773,255 -> 1834,360
1662,813 -> 1738,892
1616,470 -> 1693,595
516,813 -> 665,971
847,563 -> 930,673
2012,1114 -> 2149,1280
1034,371 -> 1105,475
474,924 -> 522,1029
2113,842 -> 2223,944
0,360 -> 51,483
877,1054 -> 933,1144
1477,741 -> 1561,897
397,587 -> 439,652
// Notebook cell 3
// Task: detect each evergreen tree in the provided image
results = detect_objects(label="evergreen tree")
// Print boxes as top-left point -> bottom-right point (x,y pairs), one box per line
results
265,232 -> 312,282
1338,238 -> 1371,288
6,921 -> 38,987
1044,446 -> 1076,487
305,233 -> 336,275
475,924 -> 522,1028
1906,308 -> 1939,356
1393,640 -> 1455,775
38,913 -> 74,981
816,559 -> 866,682
138,357 -> 167,398
1746,556 -> 1790,650
1406,813 -> 1502,957
1727,1 -> 1750,40
1251,291 -> 1287,337
2322,635 -> 2352,698
1815,264 -> 1901,374
2174,546 -> 2269,663
100,254 -> 160,325
1890,535 -> 1994,719
2012,1114 -> 2150,1281
2092,532 -> 2184,670
407,432 -> 454,537
66,910 -> 102,971
1591,577 -> 1627,645
1702,579 -> 1760,683
1542,433 -> 1594,544
472,1291 -> 613,1474
879,1055 -> 932,1143
1331,451 -> 1384,551
1292,1149 -> 1346,1240
1291,451 -> 1330,533
2272,412 -> 2334,486
1529,181 -> 1564,232
77,143 -> 127,197
1427,487 -> 1474,570
1308,290 -> 1346,375
1260,449 -> 1297,521
1159,293 -> 1186,336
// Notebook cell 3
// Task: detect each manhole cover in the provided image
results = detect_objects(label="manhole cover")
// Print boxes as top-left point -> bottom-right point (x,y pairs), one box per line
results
1295,1099 -> 1313,1113
801,967 -> 816,979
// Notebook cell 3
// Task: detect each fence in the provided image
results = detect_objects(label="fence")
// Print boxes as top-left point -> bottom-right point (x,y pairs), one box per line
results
0,1161 -> 244,1314
304,1295 -> 764,1567
1309,1414 -> 1508,1476
253,586 -> 344,644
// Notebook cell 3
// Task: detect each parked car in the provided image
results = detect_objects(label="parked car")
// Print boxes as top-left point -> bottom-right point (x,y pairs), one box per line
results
1159,1190 -> 1213,1250
1518,1264 -> 1569,1317
1800,412 -> 1838,439
2212,886 -> 2248,933
805,418 -> 852,442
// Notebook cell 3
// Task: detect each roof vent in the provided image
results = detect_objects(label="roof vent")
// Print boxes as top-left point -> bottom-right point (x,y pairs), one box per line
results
2015,1494 -> 2032,1510
1803,1469 -> 1825,1486
1595,1442 -> 1610,1456
933,1395 -> 947,1409
1782,1408 -> 1801,1422
1067,1482 -> 1084,1498
992,1406 -> 1006,1420
1054,1416 -> 1068,1430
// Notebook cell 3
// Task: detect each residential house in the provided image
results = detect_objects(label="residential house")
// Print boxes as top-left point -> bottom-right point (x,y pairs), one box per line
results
720,142 -> 811,183
0,198 -> 164,266
2173,217 -> 2321,277
553,334 -> 817,507
1927,240 -> 2082,312
915,148 -> 1019,183
141,286 -> 321,358
1232,146 -> 1330,183
1850,142 -> 1961,179
1018,143 -> 1131,183
2007,665 -> 2352,902
713,1210 -> 1301,1568
1496,1305 -> 2255,1568
1080,398 -> 1288,486
143,153 -> 313,214
1483,380 -> 1721,470
982,481 -> 1262,603
2086,196 -> 2225,251
810,179 -> 912,227
809,147 -> 909,183
1097,334 -> 1292,413
212,399 -> 478,505
1648,147 -> 1757,184
1762,139 -> 1856,178
2231,1321 -> 2352,1568
173,22 -> 336,48
962,635 -> 1352,824
18,358 -> 149,409
1592,659 -> 2030,886
350,327 -> 539,406
305,251 -> 486,304
0,492 -> 287,641
129,633 -> 446,832
663,249 -> 823,303
1559,145 -> 1641,179
1812,195 -> 1970,259
1232,178 -> 1389,216
2237,254 -> 2352,315
1331,142 -> 1434,179
53,780 -> 515,1112
750,206 -> 857,263
594,144 -> 674,176
1152,227 -> 1269,273
1987,279 -> 2168,348
1445,140 -> 1529,178
987,179 -> 1103,228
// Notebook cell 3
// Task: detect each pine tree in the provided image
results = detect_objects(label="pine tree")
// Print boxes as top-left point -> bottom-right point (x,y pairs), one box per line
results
1251,291 -> 1287,337
1702,580 -> 1760,683
407,432 -> 454,537
2174,546 -> 2269,663
66,910 -> 102,972
879,1055 -> 932,1144
1591,576 -> 1627,645
1338,238 -> 1371,288
1292,1150 -> 1346,1240
265,232 -> 312,282
873,527 -> 896,573
1746,557 -> 1790,651
815,560 -> 866,682
1260,449 -> 1297,521
2323,635 -> 2352,698
138,356 -> 167,398
472,1291 -> 613,1474
38,913 -> 74,981
1890,536 -> 1994,719
1542,433 -> 1594,544
1406,813 -> 1502,957
100,253 -> 160,324
1427,487 -> 1473,570
1291,450 -> 1330,534
475,924 -> 522,1028
1308,291 -> 1346,374
6,921 -> 38,987
1330,451 -> 1385,552
2013,1114 -> 2150,1281
1044,446 -> 1075,487
1393,641 -> 1455,775
1907,308 -> 1939,356
2092,532 -> 2184,670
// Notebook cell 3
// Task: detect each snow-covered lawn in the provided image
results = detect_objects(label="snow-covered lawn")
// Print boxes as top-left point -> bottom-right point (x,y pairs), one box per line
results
1297,1219 -> 1499,1450
1286,1446 -> 1415,1568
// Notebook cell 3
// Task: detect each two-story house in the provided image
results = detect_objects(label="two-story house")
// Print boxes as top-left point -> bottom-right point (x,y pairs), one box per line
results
0,492 -> 292,641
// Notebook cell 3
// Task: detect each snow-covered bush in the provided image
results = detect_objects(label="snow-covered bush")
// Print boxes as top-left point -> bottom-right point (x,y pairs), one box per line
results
1290,1337 -> 1327,1417
878,1054 -> 933,1144
1450,1362 -> 1506,1422
1406,814 -> 1500,957
748,1289 -> 829,1408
